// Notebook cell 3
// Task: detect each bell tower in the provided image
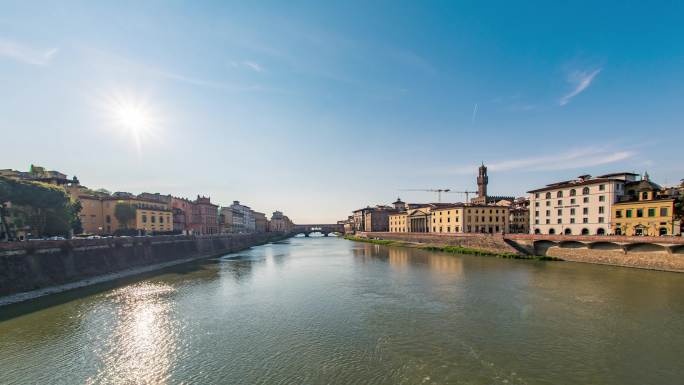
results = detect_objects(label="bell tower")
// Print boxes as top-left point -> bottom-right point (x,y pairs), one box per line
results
477,163 -> 488,198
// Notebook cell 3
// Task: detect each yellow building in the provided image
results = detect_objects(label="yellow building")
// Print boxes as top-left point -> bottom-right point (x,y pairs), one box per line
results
430,204 -> 464,234
612,175 -> 679,236
102,197 -> 173,234
389,212 -> 408,233
462,205 -> 510,234
77,194 -> 106,234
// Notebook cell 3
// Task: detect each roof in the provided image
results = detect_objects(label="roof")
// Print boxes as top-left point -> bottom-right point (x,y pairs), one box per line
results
527,178 -> 622,194
598,172 -> 639,178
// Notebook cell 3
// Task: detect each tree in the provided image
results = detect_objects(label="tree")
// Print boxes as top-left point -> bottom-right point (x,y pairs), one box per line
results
114,202 -> 137,230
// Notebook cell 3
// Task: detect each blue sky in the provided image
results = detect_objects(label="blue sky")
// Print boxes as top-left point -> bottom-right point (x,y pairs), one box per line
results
1,1 -> 683,223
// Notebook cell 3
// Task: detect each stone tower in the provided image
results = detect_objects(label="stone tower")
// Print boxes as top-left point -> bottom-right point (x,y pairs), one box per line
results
477,163 -> 488,198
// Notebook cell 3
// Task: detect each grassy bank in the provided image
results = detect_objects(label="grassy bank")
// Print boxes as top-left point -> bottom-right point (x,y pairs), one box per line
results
344,235 -> 560,261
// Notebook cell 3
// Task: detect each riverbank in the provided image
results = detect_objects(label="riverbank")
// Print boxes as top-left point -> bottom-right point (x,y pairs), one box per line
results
344,235 -> 559,260
0,232 -> 290,305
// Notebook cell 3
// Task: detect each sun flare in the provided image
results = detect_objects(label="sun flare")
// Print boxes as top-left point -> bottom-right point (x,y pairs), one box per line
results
99,90 -> 161,151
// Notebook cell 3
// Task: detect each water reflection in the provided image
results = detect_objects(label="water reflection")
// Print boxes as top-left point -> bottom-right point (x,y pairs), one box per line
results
86,283 -> 179,385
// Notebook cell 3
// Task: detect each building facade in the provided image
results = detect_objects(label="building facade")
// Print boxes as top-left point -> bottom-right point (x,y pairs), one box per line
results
253,211 -> 268,233
270,211 -> 294,232
528,173 -> 640,236
612,174 -> 681,236
192,196 -> 219,235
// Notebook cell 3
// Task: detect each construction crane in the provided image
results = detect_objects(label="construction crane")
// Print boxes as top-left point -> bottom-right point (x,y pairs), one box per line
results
445,190 -> 478,202
398,189 -> 451,203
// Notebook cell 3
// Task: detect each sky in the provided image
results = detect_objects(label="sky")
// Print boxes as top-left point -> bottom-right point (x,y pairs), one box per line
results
1,1 -> 683,223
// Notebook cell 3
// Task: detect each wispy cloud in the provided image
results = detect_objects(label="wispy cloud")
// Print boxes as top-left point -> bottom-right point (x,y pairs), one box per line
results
0,38 -> 58,65
471,103 -> 478,124
229,60 -> 264,72
559,68 -> 601,106
448,147 -> 634,174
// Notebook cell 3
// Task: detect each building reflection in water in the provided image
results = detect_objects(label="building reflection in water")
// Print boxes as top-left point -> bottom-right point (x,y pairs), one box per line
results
86,282 -> 179,385
351,243 -> 464,276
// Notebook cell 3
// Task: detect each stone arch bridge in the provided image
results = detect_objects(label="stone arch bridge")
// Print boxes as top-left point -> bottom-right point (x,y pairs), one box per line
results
292,224 -> 344,237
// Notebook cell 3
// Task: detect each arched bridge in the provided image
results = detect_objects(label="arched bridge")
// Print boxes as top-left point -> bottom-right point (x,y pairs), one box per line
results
292,224 -> 344,237
503,234 -> 684,256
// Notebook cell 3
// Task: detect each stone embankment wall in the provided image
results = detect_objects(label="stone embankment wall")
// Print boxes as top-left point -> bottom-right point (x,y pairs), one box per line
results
361,232 -> 684,272
358,232 -> 520,255
0,233 -> 288,297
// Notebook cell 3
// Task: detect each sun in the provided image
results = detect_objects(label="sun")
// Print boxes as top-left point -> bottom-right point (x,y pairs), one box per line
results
115,102 -> 151,135
99,90 -> 161,151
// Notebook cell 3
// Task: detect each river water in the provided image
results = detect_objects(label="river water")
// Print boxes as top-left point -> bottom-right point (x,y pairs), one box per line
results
1,236 -> 683,384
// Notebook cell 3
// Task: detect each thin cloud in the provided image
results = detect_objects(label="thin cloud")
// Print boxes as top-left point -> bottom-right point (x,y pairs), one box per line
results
0,38 -> 58,65
448,147 -> 634,174
229,60 -> 264,73
471,104 -> 478,124
559,68 -> 601,106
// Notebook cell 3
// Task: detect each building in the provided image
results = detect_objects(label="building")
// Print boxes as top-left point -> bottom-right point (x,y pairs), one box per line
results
389,212 -> 408,233
100,197 -> 173,234
612,173 -> 681,236
363,206 -> 396,232
462,205 -> 510,233
504,197 -> 530,234
528,172 -> 640,236
192,196 -> 219,235
352,208 -> 368,232
429,204 -> 464,233
220,201 -> 254,233
253,211 -> 268,233
270,211 -> 294,232
470,163 -> 515,205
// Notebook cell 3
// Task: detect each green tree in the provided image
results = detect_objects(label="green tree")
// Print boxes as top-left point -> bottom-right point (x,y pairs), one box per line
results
0,176 -> 80,237
114,202 -> 137,229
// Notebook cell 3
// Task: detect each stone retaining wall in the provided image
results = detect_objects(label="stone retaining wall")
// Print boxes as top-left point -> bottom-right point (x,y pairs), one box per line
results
358,232 -> 520,255
0,233 -> 288,297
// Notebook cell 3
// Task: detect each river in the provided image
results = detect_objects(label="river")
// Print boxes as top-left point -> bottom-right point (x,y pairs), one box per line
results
1,236 -> 683,384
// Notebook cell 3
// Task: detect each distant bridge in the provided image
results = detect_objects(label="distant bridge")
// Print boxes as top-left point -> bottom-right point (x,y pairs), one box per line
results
292,224 -> 344,237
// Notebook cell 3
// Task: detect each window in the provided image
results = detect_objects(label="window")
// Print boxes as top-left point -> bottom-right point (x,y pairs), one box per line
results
570,198 -> 576,204
535,202 -> 540,207
535,211 -> 539,217
535,193 -> 540,198
557,200 -> 562,206
570,218 -> 575,224
583,197 -> 589,203
599,195 -> 605,202
583,218 -> 589,224
545,192 -> 552,199
545,210 -> 550,216
616,210 -> 622,218
660,207 -> 669,216
598,206 -> 605,214
570,189 -> 576,196
557,209 -> 562,216
583,187 -> 590,195
599,184 -> 605,191
151,215 -> 156,223
557,191 -> 563,198
142,215 -> 147,223
546,219 -> 550,224
535,219 -> 539,225
598,217 -> 604,223
106,215 -> 111,223
557,219 -> 562,224
583,207 -> 588,215
642,192 -> 649,200
447,227 -> 450,232
160,216 -> 164,223
648,208 -> 655,217
546,201 -> 551,206
570,208 -> 576,215
636,209 -> 643,218
626,209 -> 633,218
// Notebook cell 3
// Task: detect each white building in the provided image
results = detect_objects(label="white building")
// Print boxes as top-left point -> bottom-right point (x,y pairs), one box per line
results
528,173 -> 639,236
220,201 -> 256,233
